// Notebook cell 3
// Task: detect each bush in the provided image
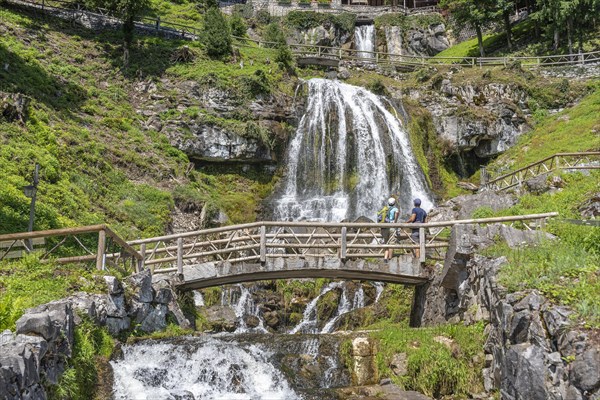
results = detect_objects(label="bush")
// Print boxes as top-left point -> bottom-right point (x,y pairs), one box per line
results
284,11 -> 355,33
263,22 -> 286,47
203,8 -> 232,58
367,79 -> 388,96
255,9 -> 271,25
230,14 -> 248,37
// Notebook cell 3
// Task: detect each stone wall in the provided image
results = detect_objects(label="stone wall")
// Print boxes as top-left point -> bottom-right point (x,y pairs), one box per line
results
413,223 -> 600,399
0,271 -> 190,399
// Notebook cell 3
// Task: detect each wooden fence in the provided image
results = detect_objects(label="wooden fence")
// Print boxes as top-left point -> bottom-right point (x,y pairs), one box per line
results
480,152 -> 600,192
0,225 -> 142,272
7,0 -> 600,70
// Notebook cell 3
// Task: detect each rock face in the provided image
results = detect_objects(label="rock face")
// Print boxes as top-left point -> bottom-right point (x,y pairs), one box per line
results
421,80 -> 529,159
133,79 -> 295,164
415,223 -> 600,400
0,271 -> 191,399
288,23 -> 352,48
428,191 -> 517,222
0,92 -> 30,123
383,24 -> 450,57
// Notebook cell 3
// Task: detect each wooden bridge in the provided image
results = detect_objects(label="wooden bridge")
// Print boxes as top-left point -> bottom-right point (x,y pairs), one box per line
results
480,152 -> 600,192
0,213 -> 557,289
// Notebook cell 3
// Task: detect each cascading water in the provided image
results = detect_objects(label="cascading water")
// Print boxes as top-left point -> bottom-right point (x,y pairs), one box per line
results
111,337 -> 301,400
355,25 -> 375,60
289,282 -> 383,334
222,285 -> 268,333
275,79 -> 433,222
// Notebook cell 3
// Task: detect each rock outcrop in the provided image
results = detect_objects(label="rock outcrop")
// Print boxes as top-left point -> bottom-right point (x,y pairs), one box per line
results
383,24 -> 450,57
0,271 -> 191,399
414,222 -> 600,399
133,79 -> 295,163
410,80 -> 529,160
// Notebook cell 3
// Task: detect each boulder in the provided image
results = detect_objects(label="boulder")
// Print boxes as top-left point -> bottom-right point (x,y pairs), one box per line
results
16,301 -> 74,347
203,306 -> 237,332
570,348 -> 600,392
126,270 -> 154,303
502,344 -> 549,400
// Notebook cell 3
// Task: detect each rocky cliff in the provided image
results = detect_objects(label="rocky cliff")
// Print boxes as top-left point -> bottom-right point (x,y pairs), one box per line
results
413,222 -> 600,400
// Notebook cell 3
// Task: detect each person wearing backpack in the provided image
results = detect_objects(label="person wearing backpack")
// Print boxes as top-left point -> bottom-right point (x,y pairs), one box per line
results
406,198 -> 427,259
378,197 -> 399,262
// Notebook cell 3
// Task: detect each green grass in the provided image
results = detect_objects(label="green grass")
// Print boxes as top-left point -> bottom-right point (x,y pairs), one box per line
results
48,319 -> 115,400
372,322 -> 486,398
480,171 -> 600,327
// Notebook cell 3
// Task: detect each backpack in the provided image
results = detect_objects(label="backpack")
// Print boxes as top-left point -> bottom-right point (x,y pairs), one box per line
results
378,206 -> 397,223
377,206 -> 389,223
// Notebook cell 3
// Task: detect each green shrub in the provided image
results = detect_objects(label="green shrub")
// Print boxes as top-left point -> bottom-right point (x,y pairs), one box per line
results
230,14 -> 248,37
239,69 -> 271,96
203,8 -> 232,58
255,9 -> 271,25
263,22 -> 286,47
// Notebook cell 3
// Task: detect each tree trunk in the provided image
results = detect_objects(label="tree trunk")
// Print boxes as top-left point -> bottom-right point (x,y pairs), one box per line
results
503,10 -> 512,50
123,15 -> 135,67
475,23 -> 485,57
553,24 -> 560,51
566,16 -> 573,58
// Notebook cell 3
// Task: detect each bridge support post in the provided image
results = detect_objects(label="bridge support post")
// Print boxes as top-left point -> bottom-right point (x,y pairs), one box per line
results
260,225 -> 266,264
137,243 -> 146,273
340,226 -> 347,261
177,237 -> 183,275
96,229 -> 106,271
419,228 -> 425,264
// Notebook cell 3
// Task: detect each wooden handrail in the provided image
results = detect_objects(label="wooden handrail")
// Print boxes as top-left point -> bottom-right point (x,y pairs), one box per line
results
485,151 -> 600,186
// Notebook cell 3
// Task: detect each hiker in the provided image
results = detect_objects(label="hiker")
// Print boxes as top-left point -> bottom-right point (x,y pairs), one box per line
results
378,197 -> 399,262
406,198 -> 427,259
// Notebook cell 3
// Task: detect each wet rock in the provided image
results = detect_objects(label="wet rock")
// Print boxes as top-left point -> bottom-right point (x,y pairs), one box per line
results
139,305 -> 168,332
203,306 -> 237,332
170,389 -> 195,400
243,315 -> 260,329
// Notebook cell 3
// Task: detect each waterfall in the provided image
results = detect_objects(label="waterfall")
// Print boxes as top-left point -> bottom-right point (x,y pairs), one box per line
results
112,338 -> 301,400
355,25 -> 375,60
275,79 -> 433,222
221,285 -> 268,333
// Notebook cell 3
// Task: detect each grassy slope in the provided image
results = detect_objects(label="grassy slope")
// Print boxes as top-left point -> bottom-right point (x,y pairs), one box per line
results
0,6 -> 291,330
477,86 -> 600,327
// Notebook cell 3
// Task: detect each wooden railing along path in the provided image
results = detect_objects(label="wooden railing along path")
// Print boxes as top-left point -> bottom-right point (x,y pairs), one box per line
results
7,0 -> 600,70
0,224 -> 142,271
480,152 -> 600,192
0,213 -> 555,277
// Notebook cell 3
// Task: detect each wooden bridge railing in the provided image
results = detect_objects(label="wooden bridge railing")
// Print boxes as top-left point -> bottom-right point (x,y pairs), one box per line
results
480,152 -> 600,192
0,213 -> 557,274
126,212 -> 557,275
0,224 -> 142,272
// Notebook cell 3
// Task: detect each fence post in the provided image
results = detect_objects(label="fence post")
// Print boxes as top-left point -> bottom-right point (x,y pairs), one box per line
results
419,227 -> 425,264
340,226 -> 347,261
138,243 -> 146,272
177,237 -> 183,275
155,16 -> 160,31
260,225 -> 266,264
480,165 -> 488,187
96,229 -> 106,271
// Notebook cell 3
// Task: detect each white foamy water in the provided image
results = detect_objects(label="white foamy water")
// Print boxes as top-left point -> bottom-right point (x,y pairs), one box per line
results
111,338 -> 301,400
275,79 -> 433,222
355,25 -> 375,59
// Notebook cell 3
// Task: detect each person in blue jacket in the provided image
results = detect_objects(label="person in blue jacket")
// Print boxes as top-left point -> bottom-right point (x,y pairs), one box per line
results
406,198 -> 427,259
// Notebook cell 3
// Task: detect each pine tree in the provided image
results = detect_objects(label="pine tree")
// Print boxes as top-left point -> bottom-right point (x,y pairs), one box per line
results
203,8 -> 232,59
